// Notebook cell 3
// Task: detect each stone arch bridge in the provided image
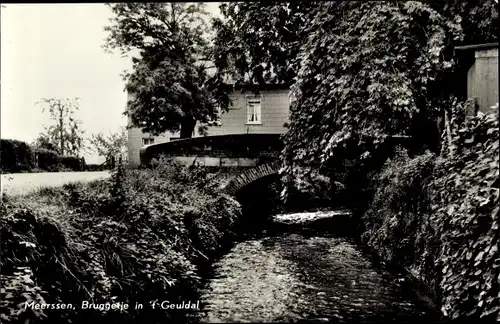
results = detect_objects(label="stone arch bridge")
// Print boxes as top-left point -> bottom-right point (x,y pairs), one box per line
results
222,160 -> 281,195
140,134 -> 284,196
140,133 -> 415,197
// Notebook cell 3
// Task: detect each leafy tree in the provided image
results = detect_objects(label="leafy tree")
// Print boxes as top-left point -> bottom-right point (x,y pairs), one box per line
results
35,97 -> 84,156
32,134 -> 58,152
430,0 -> 498,45
104,3 -> 230,138
280,1 -> 465,184
88,127 -> 128,163
212,0 -> 497,95
211,1 -> 318,90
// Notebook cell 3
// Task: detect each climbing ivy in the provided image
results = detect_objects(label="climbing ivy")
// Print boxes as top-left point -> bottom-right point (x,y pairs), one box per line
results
280,0 -> 464,206
361,102 -> 499,320
430,103 -> 499,320
282,1 -> 463,178
211,2 -> 318,89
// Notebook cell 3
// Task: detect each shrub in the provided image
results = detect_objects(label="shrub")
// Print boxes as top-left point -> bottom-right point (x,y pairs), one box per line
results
60,156 -> 84,171
280,166 -> 335,212
361,149 -> 439,290
0,159 -> 241,323
361,101 -> 499,321
429,105 -> 499,320
34,149 -> 60,171
0,139 -> 35,173
87,164 -> 106,171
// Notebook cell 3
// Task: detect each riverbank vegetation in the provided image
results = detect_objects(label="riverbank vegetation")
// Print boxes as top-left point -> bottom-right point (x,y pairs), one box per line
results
362,102 -> 499,320
0,159 -> 241,323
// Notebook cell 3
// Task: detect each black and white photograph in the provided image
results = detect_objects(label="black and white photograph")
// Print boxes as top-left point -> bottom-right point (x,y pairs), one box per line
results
1,1 -> 499,323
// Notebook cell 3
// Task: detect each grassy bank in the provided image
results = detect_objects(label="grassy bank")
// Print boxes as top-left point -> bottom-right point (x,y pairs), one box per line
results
360,106 -> 499,321
0,160 -> 242,324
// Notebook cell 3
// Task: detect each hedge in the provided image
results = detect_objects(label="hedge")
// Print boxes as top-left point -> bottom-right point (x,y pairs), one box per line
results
1,139 -> 86,173
87,164 -> 107,171
0,139 -> 35,173
60,156 -> 84,171
34,149 -> 60,172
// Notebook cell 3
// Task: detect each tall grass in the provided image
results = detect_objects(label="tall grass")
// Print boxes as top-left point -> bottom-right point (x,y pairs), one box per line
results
0,159 -> 241,323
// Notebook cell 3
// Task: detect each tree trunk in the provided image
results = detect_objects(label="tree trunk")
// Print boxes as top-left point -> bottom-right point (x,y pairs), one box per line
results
180,116 -> 196,139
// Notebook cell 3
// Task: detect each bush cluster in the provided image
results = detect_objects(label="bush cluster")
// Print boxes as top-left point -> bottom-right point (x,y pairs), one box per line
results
280,166 -> 336,212
34,149 -> 60,171
87,164 -> 107,171
60,156 -> 84,171
361,102 -> 499,321
361,149 -> 439,291
0,159 -> 241,323
0,139 -> 36,173
1,138 -> 85,173
34,150 -> 84,172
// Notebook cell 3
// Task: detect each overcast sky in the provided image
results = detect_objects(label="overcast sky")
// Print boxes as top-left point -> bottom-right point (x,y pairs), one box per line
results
1,3 -> 220,164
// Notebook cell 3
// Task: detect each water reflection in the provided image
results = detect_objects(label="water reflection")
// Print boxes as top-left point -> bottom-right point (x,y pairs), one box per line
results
198,214 -> 441,323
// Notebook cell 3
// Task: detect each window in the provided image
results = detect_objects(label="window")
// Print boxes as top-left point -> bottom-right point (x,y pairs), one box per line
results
142,138 -> 154,146
246,96 -> 262,124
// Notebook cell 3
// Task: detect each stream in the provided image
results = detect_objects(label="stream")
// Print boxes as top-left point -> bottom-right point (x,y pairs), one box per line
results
196,211 -> 444,323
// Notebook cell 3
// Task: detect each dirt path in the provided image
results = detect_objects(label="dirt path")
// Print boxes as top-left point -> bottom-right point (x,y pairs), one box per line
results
1,171 -> 111,196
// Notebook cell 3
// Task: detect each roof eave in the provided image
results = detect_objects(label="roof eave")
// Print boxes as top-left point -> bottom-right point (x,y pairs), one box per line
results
454,42 -> 499,51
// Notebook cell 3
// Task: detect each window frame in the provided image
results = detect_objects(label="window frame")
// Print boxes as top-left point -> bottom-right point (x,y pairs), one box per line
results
142,138 -> 154,146
245,95 -> 262,125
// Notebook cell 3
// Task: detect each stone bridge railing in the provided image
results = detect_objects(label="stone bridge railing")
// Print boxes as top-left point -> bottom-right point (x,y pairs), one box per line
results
140,134 -> 283,168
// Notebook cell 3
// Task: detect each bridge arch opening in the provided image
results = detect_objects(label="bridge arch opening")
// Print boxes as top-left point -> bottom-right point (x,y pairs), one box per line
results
223,162 -> 281,196
231,173 -> 283,236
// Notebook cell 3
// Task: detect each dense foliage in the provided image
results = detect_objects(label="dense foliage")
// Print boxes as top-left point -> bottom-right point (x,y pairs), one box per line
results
282,1 -> 461,172
212,2 -> 317,89
59,156 -> 84,172
430,0 -> 499,46
104,3 -> 229,138
1,139 -> 85,173
279,166 -> 340,212
276,1 -> 471,214
361,104 -> 499,321
431,103 -> 499,320
0,139 -> 35,173
34,148 -> 60,172
212,0 -> 498,94
266,0 -> 498,320
361,149 -> 439,291
0,160 -> 241,323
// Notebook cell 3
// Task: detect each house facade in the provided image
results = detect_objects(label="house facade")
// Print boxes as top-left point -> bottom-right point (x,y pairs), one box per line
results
127,87 -> 291,167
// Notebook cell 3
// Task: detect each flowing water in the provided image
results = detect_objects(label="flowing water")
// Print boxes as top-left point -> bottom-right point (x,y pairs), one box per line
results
197,212 -> 443,323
